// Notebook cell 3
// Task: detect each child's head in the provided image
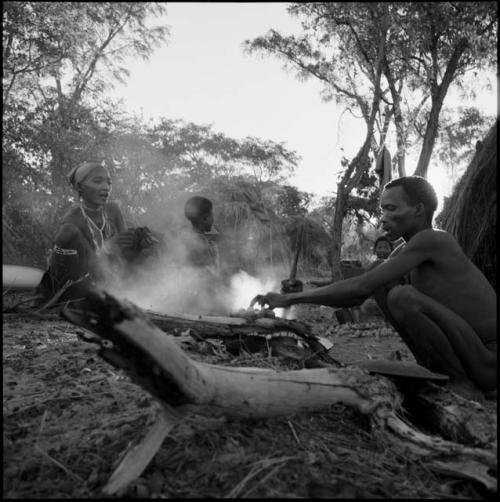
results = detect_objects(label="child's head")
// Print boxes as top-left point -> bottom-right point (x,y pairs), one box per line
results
184,196 -> 213,232
373,236 -> 393,259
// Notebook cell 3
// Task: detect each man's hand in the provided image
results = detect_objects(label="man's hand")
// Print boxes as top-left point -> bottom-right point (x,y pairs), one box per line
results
250,292 -> 291,310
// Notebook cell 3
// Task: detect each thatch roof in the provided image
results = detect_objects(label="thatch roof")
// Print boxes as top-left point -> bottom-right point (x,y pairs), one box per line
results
436,120 -> 497,289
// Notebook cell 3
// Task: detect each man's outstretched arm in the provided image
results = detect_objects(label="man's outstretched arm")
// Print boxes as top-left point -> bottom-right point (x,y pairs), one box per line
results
252,230 -> 438,310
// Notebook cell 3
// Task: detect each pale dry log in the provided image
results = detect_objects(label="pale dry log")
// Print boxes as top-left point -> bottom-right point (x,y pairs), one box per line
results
62,290 -> 497,494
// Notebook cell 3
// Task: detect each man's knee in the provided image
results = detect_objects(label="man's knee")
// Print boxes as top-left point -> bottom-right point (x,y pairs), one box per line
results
386,285 -> 420,320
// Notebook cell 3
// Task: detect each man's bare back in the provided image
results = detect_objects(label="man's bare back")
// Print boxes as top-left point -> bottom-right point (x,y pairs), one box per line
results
392,229 -> 496,345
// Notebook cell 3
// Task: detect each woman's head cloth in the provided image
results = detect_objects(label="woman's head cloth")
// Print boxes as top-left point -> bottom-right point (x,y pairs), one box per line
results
68,161 -> 104,190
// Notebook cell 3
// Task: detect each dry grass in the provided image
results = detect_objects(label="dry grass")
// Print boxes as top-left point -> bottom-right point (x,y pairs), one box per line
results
3,294 -> 494,499
437,120 -> 497,289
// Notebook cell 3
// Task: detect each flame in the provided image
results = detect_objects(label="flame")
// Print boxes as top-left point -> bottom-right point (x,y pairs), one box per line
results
228,270 -> 279,311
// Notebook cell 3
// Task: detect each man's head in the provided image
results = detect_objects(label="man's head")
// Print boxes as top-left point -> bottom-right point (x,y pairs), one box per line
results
184,196 -> 214,233
380,176 -> 438,241
373,236 -> 393,259
68,161 -> 111,208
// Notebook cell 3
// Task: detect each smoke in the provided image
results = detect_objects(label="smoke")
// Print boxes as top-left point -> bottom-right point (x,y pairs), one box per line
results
105,223 -> 287,316
102,191 -> 292,317
105,245 -> 285,317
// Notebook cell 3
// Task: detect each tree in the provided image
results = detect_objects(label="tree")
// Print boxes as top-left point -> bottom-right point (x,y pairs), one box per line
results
244,2 -> 497,279
245,2 -> 497,182
387,2 -> 497,178
147,119 -> 299,189
245,2 -> 390,280
432,106 -> 495,182
3,2 -> 169,191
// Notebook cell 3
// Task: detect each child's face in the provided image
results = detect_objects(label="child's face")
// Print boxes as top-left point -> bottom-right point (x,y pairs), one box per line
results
375,241 -> 392,259
201,211 -> 214,232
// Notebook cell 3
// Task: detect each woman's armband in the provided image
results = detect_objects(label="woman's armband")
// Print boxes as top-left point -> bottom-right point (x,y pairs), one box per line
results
54,246 -> 78,256
51,246 -> 81,282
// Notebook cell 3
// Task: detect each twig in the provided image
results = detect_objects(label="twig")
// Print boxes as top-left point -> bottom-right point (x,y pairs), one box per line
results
3,294 -> 45,312
35,274 -> 89,313
241,463 -> 286,498
225,456 -> 296,498
35,445 -> 84,483
35,409 -> 49,447
287,420 -> 301,445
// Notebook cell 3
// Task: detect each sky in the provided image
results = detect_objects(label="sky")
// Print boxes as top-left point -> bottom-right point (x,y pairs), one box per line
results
110,2 -> 496,211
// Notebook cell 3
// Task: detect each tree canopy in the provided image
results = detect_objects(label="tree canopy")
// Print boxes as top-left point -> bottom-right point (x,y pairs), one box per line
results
245,2 -> 497,179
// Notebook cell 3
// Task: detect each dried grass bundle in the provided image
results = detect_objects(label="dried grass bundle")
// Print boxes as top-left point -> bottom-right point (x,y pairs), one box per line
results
437,120 -> 497,289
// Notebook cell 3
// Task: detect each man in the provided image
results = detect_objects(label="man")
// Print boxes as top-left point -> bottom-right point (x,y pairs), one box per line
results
252,176 -> 496,401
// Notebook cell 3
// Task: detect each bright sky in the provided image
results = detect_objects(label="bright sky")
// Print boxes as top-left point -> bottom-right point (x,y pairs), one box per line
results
110,2 -> 496,211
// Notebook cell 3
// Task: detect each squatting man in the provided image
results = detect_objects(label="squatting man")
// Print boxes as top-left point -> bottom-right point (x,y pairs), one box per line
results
252,176 -> 496,402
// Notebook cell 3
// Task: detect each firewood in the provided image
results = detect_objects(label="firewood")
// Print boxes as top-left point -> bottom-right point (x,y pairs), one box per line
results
61,289 -> 497,495
144,308 -> 338,364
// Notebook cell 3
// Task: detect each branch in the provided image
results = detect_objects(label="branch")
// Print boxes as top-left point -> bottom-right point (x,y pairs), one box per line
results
70,8 -> 133,108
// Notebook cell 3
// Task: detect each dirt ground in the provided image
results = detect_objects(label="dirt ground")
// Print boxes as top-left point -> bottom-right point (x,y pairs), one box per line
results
3,294 -> 496,499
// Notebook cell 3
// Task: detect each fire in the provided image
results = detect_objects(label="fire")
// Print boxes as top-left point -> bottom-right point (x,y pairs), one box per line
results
228,270 -> 279,312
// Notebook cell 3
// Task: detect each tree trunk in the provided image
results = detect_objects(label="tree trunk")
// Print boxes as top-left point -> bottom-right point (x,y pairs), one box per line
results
413,98 -> 443,178
329,184 -> 345,282
413,37 -> 468,178
329,9 -> 389,280
383,60 -> 406,178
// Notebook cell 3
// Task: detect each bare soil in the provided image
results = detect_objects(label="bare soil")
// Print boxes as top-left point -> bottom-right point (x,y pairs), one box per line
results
3,296 -> 495,499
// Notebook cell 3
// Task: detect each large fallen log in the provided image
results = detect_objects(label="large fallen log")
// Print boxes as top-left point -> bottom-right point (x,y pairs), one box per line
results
61,289 -> 497,495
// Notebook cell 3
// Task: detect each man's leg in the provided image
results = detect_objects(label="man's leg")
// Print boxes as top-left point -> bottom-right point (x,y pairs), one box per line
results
375,285 -> 496,400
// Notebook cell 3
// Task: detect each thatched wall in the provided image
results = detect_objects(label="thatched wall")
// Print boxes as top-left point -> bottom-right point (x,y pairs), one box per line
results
436,120 -> 497,289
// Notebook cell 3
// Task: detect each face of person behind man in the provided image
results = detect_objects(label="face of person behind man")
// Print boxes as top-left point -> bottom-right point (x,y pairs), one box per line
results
79,167 -> 112,209
374,241 -> 392,259
380,186 -> 421,241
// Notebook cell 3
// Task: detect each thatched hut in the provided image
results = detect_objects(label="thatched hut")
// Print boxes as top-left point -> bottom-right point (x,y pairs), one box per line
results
436,120 -> 497,289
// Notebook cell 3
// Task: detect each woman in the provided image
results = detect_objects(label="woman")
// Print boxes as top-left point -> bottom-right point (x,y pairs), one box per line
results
37,161 -> 127,302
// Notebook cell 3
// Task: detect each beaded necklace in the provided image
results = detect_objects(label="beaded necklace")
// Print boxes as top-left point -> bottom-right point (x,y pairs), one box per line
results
79,202 -> 110,254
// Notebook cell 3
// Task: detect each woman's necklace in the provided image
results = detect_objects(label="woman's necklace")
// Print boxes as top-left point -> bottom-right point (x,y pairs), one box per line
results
80,202 -> 109,253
